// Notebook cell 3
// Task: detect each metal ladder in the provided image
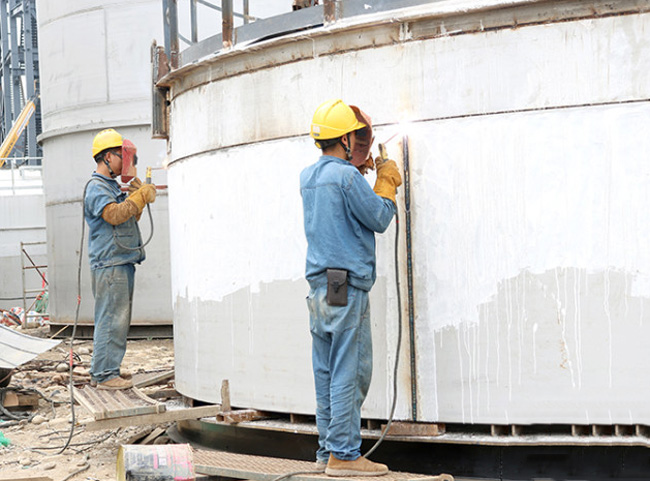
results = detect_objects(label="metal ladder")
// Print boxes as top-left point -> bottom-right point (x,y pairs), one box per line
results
20,240 -> 48,327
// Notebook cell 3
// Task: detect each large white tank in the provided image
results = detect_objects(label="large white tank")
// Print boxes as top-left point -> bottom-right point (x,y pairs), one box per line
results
35,0 -> 171,329
163,1 -> 650,429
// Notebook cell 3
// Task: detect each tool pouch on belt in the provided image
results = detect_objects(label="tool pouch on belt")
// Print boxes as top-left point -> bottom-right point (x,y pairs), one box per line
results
326,269 -> 348,306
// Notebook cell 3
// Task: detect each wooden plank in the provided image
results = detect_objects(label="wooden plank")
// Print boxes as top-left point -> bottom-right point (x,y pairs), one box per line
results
140,426 -> 166,445
83,404 -> 220,431
382,421 -> 445,437
0,477 -> 54,481
2,392 -> 38,409
221,379 -> 231,411
217,409 -> 267,424
146,388 -> 179,399
73,386 -> 165,421
133,370 -> 174,388
121,426 -> 155,445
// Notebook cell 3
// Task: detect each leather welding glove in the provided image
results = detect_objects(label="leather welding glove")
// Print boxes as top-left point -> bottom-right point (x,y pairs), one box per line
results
128,177 -> 142,195
127,184 -> 157,212
102,183 -> 156,225
102,201 -> 139,226
356,155 -> 375,176
373,158 -> 402,204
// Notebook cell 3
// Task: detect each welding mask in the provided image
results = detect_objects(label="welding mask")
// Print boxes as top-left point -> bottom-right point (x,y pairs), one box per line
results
349,105 -> 374,167
120,139 -> 138,183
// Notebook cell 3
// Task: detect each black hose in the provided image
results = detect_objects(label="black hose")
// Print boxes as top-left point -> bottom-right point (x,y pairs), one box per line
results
363,208 -> 401,459
54,179 -> 94,455
113,203 -> 154,251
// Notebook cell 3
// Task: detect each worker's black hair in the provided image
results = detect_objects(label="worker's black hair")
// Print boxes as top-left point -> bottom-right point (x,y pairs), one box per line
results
317,137 -> 341,151
94,148 -> 119,163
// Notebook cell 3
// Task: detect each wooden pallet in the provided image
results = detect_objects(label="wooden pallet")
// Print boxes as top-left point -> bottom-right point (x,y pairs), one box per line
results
193,450 -> 455,481
72,385 -> 165,420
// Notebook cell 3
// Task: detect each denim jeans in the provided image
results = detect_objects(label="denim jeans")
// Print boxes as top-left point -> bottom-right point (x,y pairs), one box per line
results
90,264 -> 135,384
307,284 -> 372,462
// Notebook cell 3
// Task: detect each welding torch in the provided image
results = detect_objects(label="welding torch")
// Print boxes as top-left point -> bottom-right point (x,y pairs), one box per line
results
375,132 -> 398,169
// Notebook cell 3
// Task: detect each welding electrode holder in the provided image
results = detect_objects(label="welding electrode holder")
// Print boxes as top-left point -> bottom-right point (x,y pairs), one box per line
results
374,142 -> 389,170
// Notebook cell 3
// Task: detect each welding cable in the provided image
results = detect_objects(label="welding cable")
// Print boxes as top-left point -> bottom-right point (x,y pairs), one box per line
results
112,203 -> 154,252
272,206 -> 403,481
54,179 -> 95,455
61,459 -> 90,481
362,207 -> 401,459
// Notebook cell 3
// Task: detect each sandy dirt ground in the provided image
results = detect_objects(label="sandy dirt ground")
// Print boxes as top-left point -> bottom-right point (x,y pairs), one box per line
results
0,328 -> 176,481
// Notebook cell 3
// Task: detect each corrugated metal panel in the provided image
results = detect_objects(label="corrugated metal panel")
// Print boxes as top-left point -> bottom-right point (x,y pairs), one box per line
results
0,324 -> 60,368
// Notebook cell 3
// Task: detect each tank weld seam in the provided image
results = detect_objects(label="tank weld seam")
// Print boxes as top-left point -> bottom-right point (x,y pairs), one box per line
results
166,97 -> 650,167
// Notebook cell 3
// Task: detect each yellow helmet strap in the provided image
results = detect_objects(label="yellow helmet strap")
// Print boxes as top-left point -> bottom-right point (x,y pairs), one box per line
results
99,149 -> 119,179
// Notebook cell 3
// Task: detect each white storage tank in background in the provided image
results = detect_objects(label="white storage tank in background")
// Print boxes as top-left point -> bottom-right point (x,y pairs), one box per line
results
35,0 -> 170,331
161,0 -> 650,431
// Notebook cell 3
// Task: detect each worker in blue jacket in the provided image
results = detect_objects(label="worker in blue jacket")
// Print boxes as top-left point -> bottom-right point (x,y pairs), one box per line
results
84,128 -> 156,390
300,99 -> 402,476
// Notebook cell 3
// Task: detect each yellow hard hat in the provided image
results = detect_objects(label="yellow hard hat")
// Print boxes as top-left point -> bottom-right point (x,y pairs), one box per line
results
92,128 -> 123,157
310,99 -> 366,141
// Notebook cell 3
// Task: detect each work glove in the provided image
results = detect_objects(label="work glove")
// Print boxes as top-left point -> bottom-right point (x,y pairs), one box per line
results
126,183 -> 157,212
128,177 -> 142,195
373,158 -> 402,204
356,155 -> 375,176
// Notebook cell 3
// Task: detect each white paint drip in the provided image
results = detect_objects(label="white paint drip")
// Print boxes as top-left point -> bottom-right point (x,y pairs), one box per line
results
555,268 -> 576,388
484,305 -> 491,413
505,278 -> 513,401
574,268 -> 583,388
456,329 -> 465,424
604,269 -> 613,389
532,323 -> 538,374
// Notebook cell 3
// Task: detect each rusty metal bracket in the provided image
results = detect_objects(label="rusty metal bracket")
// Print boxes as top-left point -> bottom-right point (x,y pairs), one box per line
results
151,41 -> 170,140
323,0 -> 338,24
222,0 -> 234,48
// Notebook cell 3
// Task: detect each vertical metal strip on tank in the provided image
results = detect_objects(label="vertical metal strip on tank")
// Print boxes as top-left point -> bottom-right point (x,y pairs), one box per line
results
222,0 -> 233,47
190,0 -> 198,43
403,134 -> 418,421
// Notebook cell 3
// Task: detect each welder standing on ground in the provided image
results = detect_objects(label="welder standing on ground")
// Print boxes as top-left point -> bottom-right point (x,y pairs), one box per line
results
84,128 -> 156,390
300,99 -> 402,476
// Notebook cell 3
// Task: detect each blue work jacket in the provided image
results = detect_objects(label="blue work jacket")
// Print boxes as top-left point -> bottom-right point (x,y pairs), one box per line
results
300,155 -> 396,292
84,173 -> 144,270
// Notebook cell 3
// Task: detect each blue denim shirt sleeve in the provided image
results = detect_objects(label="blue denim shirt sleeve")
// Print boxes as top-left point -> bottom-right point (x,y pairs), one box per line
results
344,170 -> 396,234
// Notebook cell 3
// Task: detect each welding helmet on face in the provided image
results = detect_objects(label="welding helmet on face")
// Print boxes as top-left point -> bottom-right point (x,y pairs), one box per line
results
310,99 -> 366,148
92,128 -> 123,158
348,105 -> 374,167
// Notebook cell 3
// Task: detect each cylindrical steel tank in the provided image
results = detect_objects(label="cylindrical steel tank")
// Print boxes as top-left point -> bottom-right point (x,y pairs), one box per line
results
36,0 -> 171,329
163,1 -> 650,427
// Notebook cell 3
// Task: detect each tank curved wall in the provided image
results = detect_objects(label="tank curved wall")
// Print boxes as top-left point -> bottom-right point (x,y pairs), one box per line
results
36,0 -> 171,327
166,2 -> 650,425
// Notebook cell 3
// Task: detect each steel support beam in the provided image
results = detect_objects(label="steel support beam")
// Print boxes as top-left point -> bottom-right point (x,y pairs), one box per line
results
22,0 -> 37,161
0,1 -> 11,140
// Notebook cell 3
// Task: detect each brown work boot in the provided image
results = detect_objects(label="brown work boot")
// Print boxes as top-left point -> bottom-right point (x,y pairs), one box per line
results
314,459 -> 327,472
90,370 -> 131,388
325,454 -> 389,477
97,377 -> 133,390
